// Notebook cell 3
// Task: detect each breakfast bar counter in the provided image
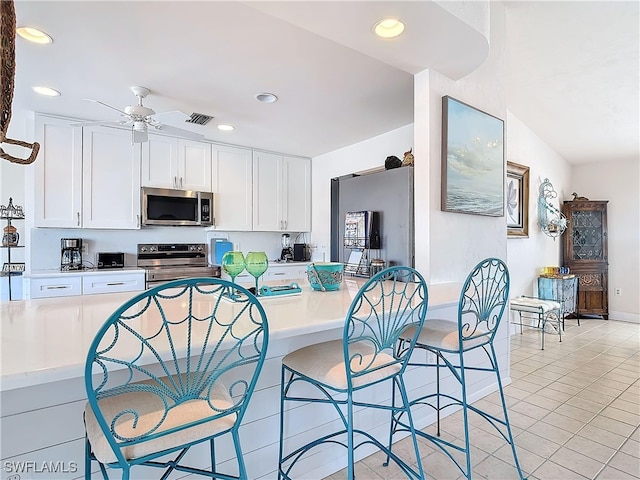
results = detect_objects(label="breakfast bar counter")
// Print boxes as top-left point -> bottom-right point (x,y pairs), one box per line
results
0,278 -> 462,391
0,278 -> 512,479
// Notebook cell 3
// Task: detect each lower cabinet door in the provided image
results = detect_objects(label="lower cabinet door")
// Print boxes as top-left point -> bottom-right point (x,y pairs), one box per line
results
82,273 -> 145,295
30,277 -> 82,299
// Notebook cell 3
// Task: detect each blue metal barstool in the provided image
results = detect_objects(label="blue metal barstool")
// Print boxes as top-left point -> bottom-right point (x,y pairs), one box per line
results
278,266 -> 429,479
390,258 -> 526,479
84,278 -> 269,480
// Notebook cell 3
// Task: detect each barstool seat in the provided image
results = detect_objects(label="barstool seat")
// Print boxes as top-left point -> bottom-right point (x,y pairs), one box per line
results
282,340 -> 400,390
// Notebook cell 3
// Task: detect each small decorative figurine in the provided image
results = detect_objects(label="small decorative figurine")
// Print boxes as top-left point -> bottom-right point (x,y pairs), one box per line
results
571,192 -> 589,201
402,148 -> 414,167
385,155 -> 402,170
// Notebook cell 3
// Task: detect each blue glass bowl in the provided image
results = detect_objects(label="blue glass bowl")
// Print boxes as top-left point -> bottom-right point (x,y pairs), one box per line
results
307,262 -> 344,291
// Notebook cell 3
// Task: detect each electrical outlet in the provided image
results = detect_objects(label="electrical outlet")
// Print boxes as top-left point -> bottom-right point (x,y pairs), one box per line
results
81,243 -> 88,256
615,288 -> 622,296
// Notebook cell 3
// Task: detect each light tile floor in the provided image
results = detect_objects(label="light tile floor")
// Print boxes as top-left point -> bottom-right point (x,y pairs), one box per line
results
325,318 -> 640,479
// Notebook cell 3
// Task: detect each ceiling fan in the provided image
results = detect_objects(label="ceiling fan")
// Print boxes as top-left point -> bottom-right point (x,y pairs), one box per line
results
74,86 -> 204,143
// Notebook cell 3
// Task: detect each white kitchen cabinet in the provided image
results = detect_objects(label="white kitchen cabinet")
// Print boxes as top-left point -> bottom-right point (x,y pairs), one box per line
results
28,276 -> 82,299
211,145 -> 252,230
142,135 -> 211,191
82,126 -> 141,229
252,151 -> 311,232
34,116 -> 140,229
25,269 -> 145,299
264,262 -> 310,283
81,271 -> 145,295
34,115 -> 83,228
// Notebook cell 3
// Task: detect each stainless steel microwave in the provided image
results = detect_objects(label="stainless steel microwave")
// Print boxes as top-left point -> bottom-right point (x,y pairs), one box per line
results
141,187 -> 213,226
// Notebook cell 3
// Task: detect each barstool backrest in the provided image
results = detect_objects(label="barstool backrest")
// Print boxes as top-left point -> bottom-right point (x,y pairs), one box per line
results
343,266 -> 428,390
84,277 -> 268,466
458,258 -> 510,348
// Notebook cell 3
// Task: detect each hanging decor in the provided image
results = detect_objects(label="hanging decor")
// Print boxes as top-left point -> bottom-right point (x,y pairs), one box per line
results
538,178 -> 567,239
1,0 -> 40,164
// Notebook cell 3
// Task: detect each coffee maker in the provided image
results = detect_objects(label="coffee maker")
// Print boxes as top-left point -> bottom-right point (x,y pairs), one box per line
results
280,233 -> 293,262
61,238 -> 83,271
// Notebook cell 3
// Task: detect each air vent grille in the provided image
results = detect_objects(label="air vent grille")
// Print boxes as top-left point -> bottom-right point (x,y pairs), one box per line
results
186,113 -> 213,125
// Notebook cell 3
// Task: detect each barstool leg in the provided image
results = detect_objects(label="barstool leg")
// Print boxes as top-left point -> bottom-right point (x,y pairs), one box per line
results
459,353 -> 472,479
210,438 -> 216,474
278,367 -> 288,480
347,393 -> 355,480
436,353 -> 442,436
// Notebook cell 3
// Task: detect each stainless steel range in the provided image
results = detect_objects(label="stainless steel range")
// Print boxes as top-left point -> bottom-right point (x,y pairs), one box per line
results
137,243 -> 221,288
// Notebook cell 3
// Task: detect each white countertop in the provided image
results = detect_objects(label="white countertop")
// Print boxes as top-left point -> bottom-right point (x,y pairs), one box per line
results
24,267 -> 145,277
0,278 -> 461,391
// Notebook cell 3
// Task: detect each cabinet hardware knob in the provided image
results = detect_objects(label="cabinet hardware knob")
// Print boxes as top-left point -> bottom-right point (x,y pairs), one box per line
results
106,282 -> 124,286
77,212 -> 80,226
47,285 -> 68,290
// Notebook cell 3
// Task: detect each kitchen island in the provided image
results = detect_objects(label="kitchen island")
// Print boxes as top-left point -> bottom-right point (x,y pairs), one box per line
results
0,278 -> 513,479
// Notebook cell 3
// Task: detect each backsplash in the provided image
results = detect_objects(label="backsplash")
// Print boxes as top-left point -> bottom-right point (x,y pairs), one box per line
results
29,227 -> 309,271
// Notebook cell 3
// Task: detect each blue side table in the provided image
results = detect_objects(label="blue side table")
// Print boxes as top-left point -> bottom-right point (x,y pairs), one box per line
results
538,275 -> 579,329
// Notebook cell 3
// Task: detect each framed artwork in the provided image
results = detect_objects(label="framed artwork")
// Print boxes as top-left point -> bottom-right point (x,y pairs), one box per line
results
506,162 -> 530,237
441,96 -> 504,216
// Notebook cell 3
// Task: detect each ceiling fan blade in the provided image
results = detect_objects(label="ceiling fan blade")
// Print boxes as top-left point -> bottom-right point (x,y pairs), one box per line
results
152,124 -> 204,141
70,120 -> 131,127
152,110 -> 191,122
84,98 -> 129,116
132,128 -> 148,144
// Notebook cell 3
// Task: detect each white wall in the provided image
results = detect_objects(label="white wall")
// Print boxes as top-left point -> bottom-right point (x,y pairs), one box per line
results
571,159 -> 640,322
310,124 -> 414,262
506,112 -> 573,298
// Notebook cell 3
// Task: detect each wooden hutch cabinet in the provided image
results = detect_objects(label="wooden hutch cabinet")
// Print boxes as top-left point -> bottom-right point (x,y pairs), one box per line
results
562,200 -> 609,319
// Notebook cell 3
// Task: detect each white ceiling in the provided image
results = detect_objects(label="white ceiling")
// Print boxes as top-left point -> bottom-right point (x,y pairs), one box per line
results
12,1 -> 639,164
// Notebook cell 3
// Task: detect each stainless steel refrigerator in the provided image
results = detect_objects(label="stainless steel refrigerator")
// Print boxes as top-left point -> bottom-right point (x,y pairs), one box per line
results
331,167 -> 414,270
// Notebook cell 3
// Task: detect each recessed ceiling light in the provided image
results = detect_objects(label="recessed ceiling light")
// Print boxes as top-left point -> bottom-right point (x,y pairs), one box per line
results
33,86 -> 60,97
16,27 -> 53,44
217,124 -> 235,131
373,19 -> 405,38
255,93 -> 278,103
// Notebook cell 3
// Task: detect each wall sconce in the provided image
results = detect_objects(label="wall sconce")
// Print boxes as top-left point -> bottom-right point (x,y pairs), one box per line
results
538,178 -> 567,239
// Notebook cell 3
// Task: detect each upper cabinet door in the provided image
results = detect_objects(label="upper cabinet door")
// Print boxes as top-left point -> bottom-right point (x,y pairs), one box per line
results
252,151 -> 283,231
283,156 -> 311,232
82,126 -> 141,229
141,134 -> 179,189
34,115 -> 83,228
178,139 -> 212,192
212,145 -> 252,231
142,136 -> 211,191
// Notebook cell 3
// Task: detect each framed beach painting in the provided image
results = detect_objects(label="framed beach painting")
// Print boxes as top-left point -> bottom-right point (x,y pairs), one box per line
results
506,161 -> 530,237
441,96 -> 504,216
